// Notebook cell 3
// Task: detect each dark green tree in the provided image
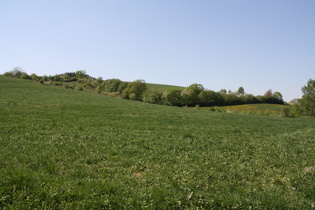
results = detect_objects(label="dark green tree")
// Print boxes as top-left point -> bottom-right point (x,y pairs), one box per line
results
273,91 -> 283,101
181,88 -> 198,106
143,91 -> 162,104
187,83 -> 204,95
198,90 -> 224,106
102,79 -> 123,92
300,79 -> 315,116
161,90 -> 182,106
237,87 -> 245,95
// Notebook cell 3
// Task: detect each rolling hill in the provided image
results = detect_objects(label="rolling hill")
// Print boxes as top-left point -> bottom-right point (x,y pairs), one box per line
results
0,76 -> 314,209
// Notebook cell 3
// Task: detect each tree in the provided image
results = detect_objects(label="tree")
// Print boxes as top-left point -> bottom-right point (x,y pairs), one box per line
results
4,67 -> 24,78
76,70 -> 88,79
102,79 -> 123,93
187,83 -> 204,95
161,90 -> 182,106
219,89 -> 227,94
31,73 -> 39,81
261,90 -> 284,104
223,93 -> 242,105
20,72 -> 31,80
181,88 -> 198,106
264,89 -> 273,98
237,87 -> 245,95
273,91 -> 283,101
198,90 -> 224,106
123,80 -> 147,101
143,91 -> 162,104
243,94 -> 258,104
300,79 -> 315,116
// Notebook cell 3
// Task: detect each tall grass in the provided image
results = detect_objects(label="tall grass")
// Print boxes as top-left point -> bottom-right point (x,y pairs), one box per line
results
1,76 -> 315,209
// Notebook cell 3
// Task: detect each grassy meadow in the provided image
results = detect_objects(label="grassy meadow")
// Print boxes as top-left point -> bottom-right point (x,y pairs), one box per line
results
1,75 -> 315,209
146,83 -> 185,93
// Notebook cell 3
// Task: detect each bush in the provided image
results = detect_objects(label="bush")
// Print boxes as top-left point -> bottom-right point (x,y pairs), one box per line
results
181,88 -> 198,106
76,86 -> 83,91
300,79 -> 315,116
54,82 -> 62,86
20,73 -> 31,80
290,103 -> 305,117
31,73 -> 39,81
124,80 -> 147,101
129,93 -> 137,100
96,86 -> 102,94
282,107 -> 291,117
4,71 -> 14,77
63,84 -> 70,89
143,92 -> 162,104
161,90 -> 182,106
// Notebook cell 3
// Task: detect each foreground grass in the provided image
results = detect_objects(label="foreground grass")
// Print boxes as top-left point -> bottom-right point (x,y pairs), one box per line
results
1,76 -> 315,209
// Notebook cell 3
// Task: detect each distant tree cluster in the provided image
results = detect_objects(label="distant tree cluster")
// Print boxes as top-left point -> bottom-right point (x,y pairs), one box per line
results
3,67 -> 292,109
142,84 -> 284,107
287,79 -> 315,117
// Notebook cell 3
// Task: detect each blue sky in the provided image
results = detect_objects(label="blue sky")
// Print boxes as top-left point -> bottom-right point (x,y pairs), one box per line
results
1,0 -> 314,101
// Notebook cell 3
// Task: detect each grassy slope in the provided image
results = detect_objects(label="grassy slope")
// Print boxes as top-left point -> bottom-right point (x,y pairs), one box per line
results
1,76 -> 315,209
146,83 -> 185,93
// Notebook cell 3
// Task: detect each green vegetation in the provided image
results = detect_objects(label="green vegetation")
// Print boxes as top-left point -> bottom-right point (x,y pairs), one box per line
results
200,104 -> 289,117
3,68 -> 286,108
1,76 -> 315,209
146,83 -> 185,93
300,79 -> 315,116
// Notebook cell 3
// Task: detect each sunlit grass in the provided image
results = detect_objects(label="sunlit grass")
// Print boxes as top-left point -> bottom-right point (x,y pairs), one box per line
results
1,76 -> 314,209
146,83 -> 185,93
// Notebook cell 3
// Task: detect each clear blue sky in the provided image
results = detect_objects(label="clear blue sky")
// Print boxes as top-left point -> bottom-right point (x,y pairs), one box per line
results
1,0 -> 314,101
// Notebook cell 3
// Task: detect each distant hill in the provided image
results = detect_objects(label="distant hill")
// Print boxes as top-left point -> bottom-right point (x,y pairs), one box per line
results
146,83 -> 185,93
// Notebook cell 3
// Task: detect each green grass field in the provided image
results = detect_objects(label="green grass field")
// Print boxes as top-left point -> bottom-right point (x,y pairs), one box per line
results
146,83 -> 185,93
1,76 -> 315,209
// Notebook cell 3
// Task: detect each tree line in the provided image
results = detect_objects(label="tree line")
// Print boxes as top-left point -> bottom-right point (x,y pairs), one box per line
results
4,67 -> 315,116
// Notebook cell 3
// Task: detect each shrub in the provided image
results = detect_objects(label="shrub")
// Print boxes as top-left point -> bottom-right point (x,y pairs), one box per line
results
282,107 -> 291,117
143,92 -> 162,104
96,86 -> 102,94
20,73 -> 31,80
300,79 -> 315,116
290,103 -> 305,117
124,80 -> 147,101
77,86 -> 83,91
4,71 -> 14,77
11,67 -> 24,78
31,73 -> 39,81
181,88 -> 198,106
161,90 -> 182,106
129,93 -> 137,100
54,82 -> 62,86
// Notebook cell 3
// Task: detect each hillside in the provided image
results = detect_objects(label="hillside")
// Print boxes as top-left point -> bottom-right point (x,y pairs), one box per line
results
146,83 -> 185,93
0,76 -> 315,209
